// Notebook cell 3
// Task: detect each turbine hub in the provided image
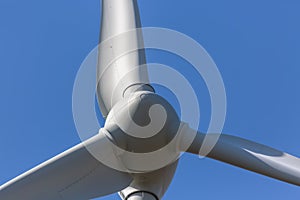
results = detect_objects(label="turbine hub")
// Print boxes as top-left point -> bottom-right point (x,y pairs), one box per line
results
104,91 -> 181,154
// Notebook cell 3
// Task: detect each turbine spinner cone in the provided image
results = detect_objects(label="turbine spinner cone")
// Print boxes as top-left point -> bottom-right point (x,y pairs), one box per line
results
104,91 -> 181,154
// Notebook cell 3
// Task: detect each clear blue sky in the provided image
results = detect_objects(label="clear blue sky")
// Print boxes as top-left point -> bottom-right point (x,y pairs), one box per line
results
1,0 -> 300,199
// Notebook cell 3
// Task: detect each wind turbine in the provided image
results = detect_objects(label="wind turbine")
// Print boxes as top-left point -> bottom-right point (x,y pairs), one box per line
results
0,0 -> 300,200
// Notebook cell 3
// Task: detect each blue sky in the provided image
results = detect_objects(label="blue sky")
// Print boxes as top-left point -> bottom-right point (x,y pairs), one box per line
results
1,0 -> 300,199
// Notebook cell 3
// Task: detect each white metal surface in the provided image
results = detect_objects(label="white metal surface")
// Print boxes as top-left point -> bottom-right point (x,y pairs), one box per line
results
181,124 -> 300,186
0,130 -> 132,200
97,0 -> 152,117
1,0 -> 299,200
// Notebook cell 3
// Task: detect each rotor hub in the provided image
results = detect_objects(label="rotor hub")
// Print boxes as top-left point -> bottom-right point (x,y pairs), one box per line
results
104,91 -> 181,153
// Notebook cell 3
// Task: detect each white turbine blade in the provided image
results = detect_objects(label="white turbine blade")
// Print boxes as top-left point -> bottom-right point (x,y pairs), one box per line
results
180,124 -> 300,186
0,130 -> 132,200
97,0 -> 152,117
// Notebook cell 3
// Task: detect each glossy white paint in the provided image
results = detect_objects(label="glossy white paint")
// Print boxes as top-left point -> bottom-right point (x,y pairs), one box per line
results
0,0 -> 299,200
97,0 -> 153,117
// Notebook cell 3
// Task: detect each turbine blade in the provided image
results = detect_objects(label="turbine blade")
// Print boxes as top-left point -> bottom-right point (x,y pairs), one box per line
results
0,130 -> 132,200
97,0 -> 153,117
180,123 -> 300,186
